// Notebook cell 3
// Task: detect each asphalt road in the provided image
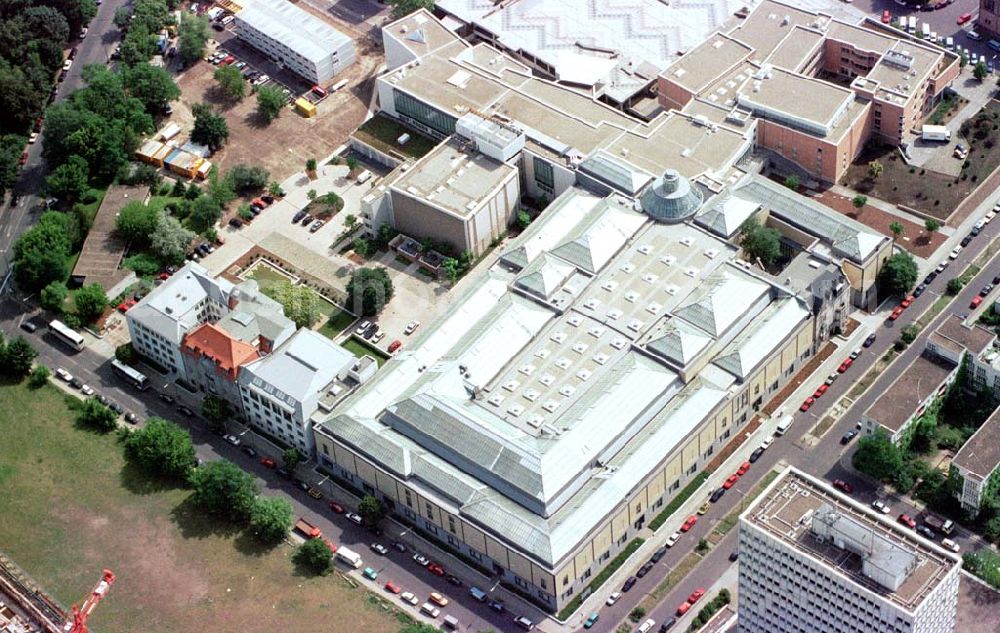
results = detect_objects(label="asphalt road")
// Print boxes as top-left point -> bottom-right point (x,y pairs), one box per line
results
599,217 -> 1000,631
1,0 -> 129,276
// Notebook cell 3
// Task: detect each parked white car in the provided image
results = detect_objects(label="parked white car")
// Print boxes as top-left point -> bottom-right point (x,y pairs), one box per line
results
55,368 -> 73,382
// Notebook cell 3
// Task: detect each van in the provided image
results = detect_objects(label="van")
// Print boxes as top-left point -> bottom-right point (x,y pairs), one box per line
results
775,415 -> 793,436
469,586 -> 488,602
921,23 -> 930,39
512,616 -> 535,631
907,16 -> 916,33
420,603 -> 440,618
442,615 -> 459,630
355,169 -> 372,185
946,36 -> 954,50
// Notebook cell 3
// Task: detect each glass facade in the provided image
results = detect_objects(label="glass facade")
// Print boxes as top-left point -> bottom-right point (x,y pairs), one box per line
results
393,89 -> 456,137
533,156 -> 555,191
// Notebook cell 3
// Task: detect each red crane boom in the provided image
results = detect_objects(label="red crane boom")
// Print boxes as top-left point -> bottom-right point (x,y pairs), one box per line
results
65,569 -> 115,633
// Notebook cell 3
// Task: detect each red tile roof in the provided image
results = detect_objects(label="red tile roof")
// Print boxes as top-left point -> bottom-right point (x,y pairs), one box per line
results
181,323 -> 259,380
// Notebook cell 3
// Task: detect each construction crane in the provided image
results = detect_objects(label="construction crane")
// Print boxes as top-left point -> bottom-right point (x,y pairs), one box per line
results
64,569 -> 115,633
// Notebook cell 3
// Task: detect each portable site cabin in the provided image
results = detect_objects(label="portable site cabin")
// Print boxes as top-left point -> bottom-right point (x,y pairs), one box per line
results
164,149 -> 204,179
195,160 -> 212,180
295,98 -> 317,118
135,139 -> 172,167
157,122 -> 182,142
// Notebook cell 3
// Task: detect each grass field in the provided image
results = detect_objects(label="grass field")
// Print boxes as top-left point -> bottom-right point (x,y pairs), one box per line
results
0,381 -> 399,633
341,337 -> 390,367
319,308 -> 355,340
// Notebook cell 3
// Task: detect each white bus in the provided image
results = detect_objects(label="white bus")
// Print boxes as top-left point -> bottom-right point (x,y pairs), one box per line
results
111,358 -> 149,391
48,319 -> 84,351
335,546 -> 363,569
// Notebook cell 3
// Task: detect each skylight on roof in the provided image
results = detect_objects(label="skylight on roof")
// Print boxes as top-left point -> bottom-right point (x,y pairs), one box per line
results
447,70 -> 472,88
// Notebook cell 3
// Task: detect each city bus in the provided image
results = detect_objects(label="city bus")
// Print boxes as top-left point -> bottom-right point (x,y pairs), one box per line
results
111,358 -> 149,391
48,319 -> 84,351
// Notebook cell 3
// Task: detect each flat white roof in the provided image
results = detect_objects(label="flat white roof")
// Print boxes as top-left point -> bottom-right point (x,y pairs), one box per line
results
237,0 -> 351,64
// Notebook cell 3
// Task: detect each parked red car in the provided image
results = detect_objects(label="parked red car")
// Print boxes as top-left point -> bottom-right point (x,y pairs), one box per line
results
388,340 -> 402,353
882,9 -> 890,23
800,396 -> 815,412
837,358 -> 853,373
116,299 -> 137,313
260,457 -> 276,469
888,306 -> 904,321
723,474 -> 740,490
680,515 -> 698,532
958,12 -> 973,25
900,295 -> 915,309
328,501 -> 345,514
384,580 -> 401,594
427,562 -> 446,577
832,479 -> 853,494
813,384 -> 828,398
971,296 -> 984,309
676,602 -> 692,616
898,513 -> 917,529
687,588 -> 706,604
737,461 -> 751,476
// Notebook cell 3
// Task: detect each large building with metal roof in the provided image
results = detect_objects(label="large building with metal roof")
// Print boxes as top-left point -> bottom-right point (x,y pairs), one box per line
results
234,0 -> 355,85
315,182 -> 837,612
738,467 -> 960,633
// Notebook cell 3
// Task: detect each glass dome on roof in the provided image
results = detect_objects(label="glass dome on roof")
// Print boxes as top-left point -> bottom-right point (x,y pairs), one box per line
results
640,169 -> 704,223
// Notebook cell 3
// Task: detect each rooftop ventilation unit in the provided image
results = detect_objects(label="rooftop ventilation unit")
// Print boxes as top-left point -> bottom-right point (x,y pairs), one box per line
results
607,308 -> 623,320
535,348 -> 550,359
556,357 -> 571,370
539,373 -> 554,386
611,338 -> 627,350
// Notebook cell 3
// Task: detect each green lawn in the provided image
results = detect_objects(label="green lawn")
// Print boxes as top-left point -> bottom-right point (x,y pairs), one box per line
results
319,308 -> 355,339
248,264 -> 293,292
353,115 -> 437,161
0,381 -> 400,633
341,337 -> 390,367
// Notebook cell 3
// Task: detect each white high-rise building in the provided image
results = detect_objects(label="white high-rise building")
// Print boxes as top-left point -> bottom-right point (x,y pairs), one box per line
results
738,468 -> 961,633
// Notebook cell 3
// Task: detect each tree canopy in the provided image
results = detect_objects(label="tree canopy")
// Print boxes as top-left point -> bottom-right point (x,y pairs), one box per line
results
189,459 -> 259,521
13,211 -> 75,291
852,429 -> 904,483
123,417 -> 197,479
213,65 -> 245,101
116,200 -> 161,243
5,336 -> 38,376
74,283 -> 107,323
151,215 -> 194,264
123,62 -> 180,115
178,14 -> 210,67
255,85 -> 285,123
188,195 -> 222,234
879,252 -> 918,298
387,0 -> 433,18
739,218 -> 781,268
45,155 -> 89,202
262,281 -> 320,329
40,281 -> 68,312
358,495 -> 386,527
346,267 -> 394,316
248,496 -> 294,545
293,538 -> 332,575
226,164 -> 269,194
77,397 -> 118,432
191,103 -> 229,152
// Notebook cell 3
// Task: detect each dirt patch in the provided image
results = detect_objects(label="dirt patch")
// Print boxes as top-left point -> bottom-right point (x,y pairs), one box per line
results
704,415 -> 762,473
842,316 -> 861,337
813,190 -> 946,258
762,341 -> 837,417
173,36 -> 383,182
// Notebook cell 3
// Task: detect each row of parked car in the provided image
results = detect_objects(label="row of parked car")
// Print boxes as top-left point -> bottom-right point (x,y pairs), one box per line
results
54,368 -> 138,424
229,195 -> 277,229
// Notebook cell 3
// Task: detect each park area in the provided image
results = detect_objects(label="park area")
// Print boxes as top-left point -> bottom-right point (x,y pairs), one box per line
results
0,381 -> 400,633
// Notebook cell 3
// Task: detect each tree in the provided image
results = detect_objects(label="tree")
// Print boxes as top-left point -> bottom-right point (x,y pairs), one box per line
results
189,459 -> 259,521
852,195 -> 867,209
867,160 -> 884,179
13,213 -> 73,291
783,175 -> 799,190
225,164 -> 269,194
305,158 -> 317,173
46,155 -> 89,202
441,257 -> 459,284
178,14 -> 210,67
123,417 -> 197,479
213,65 -> 245,101
517,210 -> 531,229
358,495 -> 386,527
5,337 -> 37,376
387,0 -> 433,18
123,63 -> 180,115
116,200 -> 161,242
74,283 -> 107,322
113,6 -> 131,29
120,23 -> 158,66
282,448 -> 303,472
739,218 -> 782,268
188,195 -> 222,233
346,267 -> 394,316
249,496 -> 294,545
852,429 -> 904,482
115,343 -> 136,365
924,218 -> 940,233
346,156 -> 359,172
293,538 -> 333,575
963,550 -> 1000,589
974,61 -> 989,81
123,253 -> 161,276
28,365 -> 50,388
40,281 -> 68,312
352,237 -> 371,258
191,103 -> 228,152
344,214 -> 357,231
77,397 -> 118,432
889,221 -> 905,242
879,252 -> 918,297
261,281 -> 320,328
201,395 -> 233,425
0,136 -> 26,200
255,85 -> 285,123
946,277 -> 965,295
151,215 -> 194,264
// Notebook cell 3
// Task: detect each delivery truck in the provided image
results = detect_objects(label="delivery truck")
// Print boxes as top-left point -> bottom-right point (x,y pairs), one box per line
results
922,513 -> 955,535
921,125 -> 951,142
